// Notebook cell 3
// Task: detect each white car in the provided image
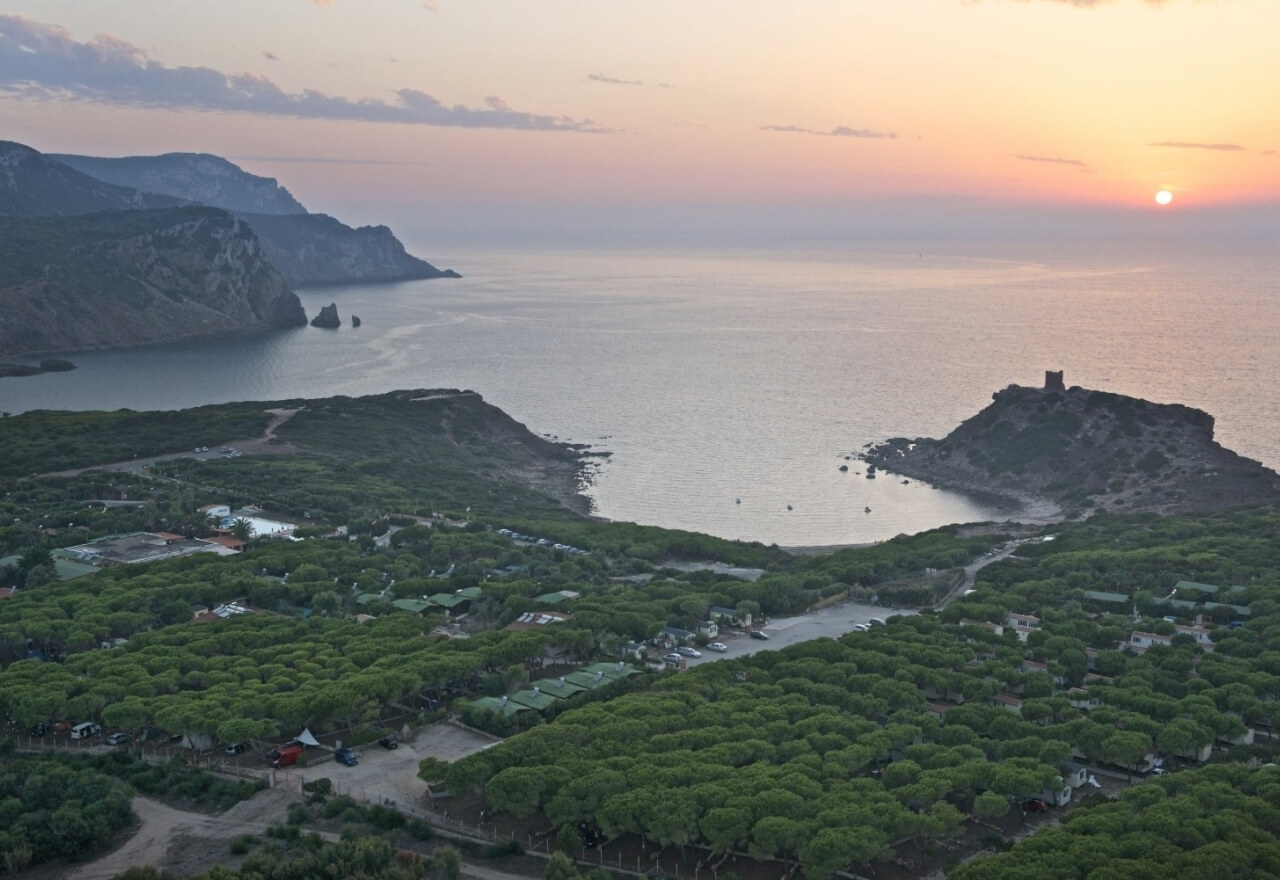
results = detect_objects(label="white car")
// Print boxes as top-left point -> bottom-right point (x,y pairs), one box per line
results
706,642 -> 728,653
662,653 -> 684,665
850,623 -> 870,632
677,646 -> 702,658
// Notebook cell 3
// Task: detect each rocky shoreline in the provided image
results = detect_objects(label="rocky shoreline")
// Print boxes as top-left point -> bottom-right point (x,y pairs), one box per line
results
863,376 -> 1280,518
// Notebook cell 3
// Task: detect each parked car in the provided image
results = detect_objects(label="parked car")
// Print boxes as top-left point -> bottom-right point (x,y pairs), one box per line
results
850,623 -> 870,632
677,646 -> 702,658
868,617 -> 887,627
706,642 -> 728,653
70,721 -> 101,740
225,741 -> 249,755
662,653 -> 684,664
29,721 -> 46,737
749,630 -> 770,640
1022,798 -> 1049,812
379,733 -> 398,750
107,732 -> 132,745
335,747 -> 358,766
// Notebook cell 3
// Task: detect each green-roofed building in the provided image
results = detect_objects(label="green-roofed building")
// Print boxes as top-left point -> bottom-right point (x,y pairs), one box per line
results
0,554 -> 20,571
1174,580 -> 1220,595
392,598 -> 435,615
455,586 -> 484,601
355,592 -> 383,605
509,687 -> 559,711
583,661 -> 640,681
470,696 -> 534,718
426,593 -> 471,613
1204,602 -> 1252,617
564,670 -> 613,691
531,677 -> 587,699
1083,590 -> 1128,605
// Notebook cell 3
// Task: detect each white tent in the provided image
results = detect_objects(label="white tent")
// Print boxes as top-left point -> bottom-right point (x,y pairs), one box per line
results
296,727 -> 321,747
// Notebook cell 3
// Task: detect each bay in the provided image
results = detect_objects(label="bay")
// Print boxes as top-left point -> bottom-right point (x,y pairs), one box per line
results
3,236 -> 1277,547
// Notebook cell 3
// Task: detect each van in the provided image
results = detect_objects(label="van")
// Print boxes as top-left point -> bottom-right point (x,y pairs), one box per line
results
268,743 -> 305,768
70,722 -> 101,740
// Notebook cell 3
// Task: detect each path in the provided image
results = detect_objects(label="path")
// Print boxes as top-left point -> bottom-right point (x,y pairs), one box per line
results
45,407 -> 304,479
67,786 -> 539,880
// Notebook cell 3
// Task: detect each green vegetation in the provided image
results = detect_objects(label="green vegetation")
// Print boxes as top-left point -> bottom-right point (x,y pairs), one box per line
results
0,750 -> 134,872
953,764 -> 1280,879
0,404 -> 274,479
6,393 -> 1280,880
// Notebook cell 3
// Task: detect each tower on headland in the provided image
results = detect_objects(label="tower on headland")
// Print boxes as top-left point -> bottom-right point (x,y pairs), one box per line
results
1044,370 -> 1065,392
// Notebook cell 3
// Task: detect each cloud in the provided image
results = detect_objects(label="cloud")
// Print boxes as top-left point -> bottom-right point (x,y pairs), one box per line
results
1265,149 -> 1276,156
761,124 -> 897,140
422,1 -> 440,11
1016,153 -> 1090,170
588,72 -> 643,86
1148,141 -> 1244,151
262,51 -> 278,62
0,15 -> 603,132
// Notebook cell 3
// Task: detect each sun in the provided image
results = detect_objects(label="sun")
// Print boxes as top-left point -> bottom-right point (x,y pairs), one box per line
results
1155,189 -> 1174,206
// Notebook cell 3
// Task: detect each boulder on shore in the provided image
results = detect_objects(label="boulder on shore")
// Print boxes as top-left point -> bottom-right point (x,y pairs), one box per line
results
310,303 -> 341,329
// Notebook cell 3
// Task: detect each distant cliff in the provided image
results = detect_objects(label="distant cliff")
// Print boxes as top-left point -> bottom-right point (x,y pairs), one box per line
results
51,151 -> 308,215
239,212 -> 461,286
0,207 -> 306,359
864,382 -> 1280,517
51,148 -> 459,286
0,141 -> 181,216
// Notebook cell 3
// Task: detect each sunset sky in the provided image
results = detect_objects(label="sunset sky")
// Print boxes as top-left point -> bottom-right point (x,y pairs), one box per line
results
1,1 -> 1277,236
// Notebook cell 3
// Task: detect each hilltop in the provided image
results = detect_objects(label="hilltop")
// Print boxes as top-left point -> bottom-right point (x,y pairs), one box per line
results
863,375 -> 1280,518
2,140 -> 457,288
0,207 -> 306,358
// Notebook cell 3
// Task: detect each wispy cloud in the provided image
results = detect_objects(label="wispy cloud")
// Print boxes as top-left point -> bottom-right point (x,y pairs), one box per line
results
1016,153 -> 1090,170
422,1 -> 440,12
588,72 -> 643,86
0,15 -> 603,132
761,124 -> 897,140
262,51 -> 278,62
1149,141 -> 1244,151
1264,149 -> 1276,156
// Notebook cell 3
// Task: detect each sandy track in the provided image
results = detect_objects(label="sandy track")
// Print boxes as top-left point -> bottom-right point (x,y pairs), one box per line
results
46,407 -> 303,478
68,791 -> 331,880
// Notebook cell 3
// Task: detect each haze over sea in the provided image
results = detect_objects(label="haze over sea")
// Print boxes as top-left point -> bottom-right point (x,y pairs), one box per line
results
5,234 -> 1278,548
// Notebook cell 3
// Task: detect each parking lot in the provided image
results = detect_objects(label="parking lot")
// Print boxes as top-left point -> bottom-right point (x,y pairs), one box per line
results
284,721 -> 500,809
678,598 -> 917,666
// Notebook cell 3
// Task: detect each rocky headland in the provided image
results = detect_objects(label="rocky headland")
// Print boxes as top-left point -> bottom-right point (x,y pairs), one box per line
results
863,372 -> 1280,518
0,207 -> 306,358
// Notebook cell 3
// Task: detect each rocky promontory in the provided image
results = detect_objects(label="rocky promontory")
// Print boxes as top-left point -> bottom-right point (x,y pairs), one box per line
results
864,375 -> 1280,518
0,207 -> 306,359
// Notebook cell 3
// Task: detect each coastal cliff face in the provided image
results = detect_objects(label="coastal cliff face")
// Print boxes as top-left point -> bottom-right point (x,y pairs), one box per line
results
48,147 -> 460,286
0,141 -> 181,216
864,384 -> 1280,517
0,207 -> 306,359
235,212 -> 461,286
51,151 -> 308,215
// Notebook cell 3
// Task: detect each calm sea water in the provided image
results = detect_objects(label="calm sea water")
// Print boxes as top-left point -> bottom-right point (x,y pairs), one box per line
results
4,237 -> 1278,547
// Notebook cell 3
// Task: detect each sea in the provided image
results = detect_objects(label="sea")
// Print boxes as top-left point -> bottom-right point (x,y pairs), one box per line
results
3,235 -> 1278,548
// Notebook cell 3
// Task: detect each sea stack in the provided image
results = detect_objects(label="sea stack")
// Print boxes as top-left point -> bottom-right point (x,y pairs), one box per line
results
311,303 -> 341,329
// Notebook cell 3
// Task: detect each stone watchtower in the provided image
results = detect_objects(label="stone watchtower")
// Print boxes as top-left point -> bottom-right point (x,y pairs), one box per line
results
1044,370 -> 1065,392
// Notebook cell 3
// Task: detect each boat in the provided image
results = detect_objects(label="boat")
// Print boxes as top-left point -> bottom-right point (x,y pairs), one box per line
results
865,506 -> 871,513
